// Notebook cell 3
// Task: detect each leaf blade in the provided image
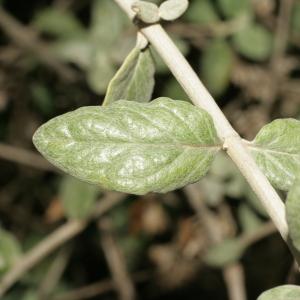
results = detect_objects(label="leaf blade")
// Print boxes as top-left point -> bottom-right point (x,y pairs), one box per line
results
248,118 -> 300,191
33,98 -> 220,195
257,285 -> 300,300
159,0 -> 189,21
286,179 -> 300,251
103,47 -> 155,106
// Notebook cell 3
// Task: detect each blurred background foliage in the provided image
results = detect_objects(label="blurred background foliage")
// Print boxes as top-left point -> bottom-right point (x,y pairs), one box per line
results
0,0 -> 299,299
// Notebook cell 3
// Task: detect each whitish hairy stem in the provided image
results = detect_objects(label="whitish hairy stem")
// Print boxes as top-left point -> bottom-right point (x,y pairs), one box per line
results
113,0 -> 298,261
0,192 -> 125,297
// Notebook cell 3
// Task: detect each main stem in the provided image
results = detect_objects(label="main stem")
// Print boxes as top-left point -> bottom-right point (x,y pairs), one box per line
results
113,0 -> 294,255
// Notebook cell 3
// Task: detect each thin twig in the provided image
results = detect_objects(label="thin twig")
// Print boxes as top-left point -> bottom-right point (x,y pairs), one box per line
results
223,264 -> 247,300
38,247 -> 72,300
184,184 -> 247,300
0,192 -> 126,297
112,0 -> 299,263
52,271 -> 150,300
0,142 -> 55,171
0,8 -> 77,81
99,218 -> 136,300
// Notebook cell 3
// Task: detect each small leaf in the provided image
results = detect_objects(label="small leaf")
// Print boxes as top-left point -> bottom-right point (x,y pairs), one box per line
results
103,47 -> 155,106
201,39 -> 234,96
185,0 -> 219,25
286,178 -> 300,251
291,3 -> 300,35
87,49 -> 116,95
52,37 -> 92,69
91,0 -> 129,46
248,119 -> 300,191
33,98 -> 221,195
233,23 -> 273,61
59,176 -> 100,219
238,204 -> 263,234
257,285 -> 300,300
217,0 -> 251,19
163,78 -> 189,102
32,8 -> 85,39
204,238 -> 245,267
132,1 -> 160,24
0,228 -> 22,275
159,0 -> 189,21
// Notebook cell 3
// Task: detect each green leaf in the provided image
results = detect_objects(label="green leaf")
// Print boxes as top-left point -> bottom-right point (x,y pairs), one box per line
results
59,176 -> 100,219
159,0 -> 189,21
0,228 -> 22,275
163,78 -> 189,102
201,39 -> 234,96
32,8 -> 85,39
52,37 -> 92,69
286,178 -> 300,251
291,3 -> 300,35
185,0 -> 219,25
204,238 -> 245,267
238,204 -> 263,234
217,0 -> 251,19
103,47 -> 155,106
132,1 -> 160,23
248,119 -> 300,191
91,0 -> 129,46
233,23 -> 273,61
87,49 -> 116,95
150,36 -> 189,73
257,285 -> 300,300
33,98 -> 220,195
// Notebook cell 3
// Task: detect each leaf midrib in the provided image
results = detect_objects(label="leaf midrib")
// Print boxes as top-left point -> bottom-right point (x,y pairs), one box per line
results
50,138 -> 221,150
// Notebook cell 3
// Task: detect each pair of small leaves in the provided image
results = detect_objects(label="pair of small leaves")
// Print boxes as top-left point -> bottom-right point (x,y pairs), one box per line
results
103,46 -> 155,106
33,98 -> 221,195
257,285 -> 300,300
132,0 -> 188,24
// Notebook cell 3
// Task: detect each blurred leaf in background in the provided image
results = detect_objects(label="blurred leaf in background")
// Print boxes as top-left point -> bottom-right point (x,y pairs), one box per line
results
59,176 -> 100,220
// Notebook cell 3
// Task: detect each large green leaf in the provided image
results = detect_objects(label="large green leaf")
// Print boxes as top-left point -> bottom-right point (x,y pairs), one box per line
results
257,285 -> 300,300
59,176 -> 100,219
247,119 -> 300,191
286,178 -> 300,251
201,39 -> 233,96
103,47 -> 155,106
33,98 -> 220,195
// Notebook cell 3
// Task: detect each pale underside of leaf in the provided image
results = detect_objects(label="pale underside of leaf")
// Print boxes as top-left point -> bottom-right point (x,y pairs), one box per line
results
286,180 -> 300,251
247,118 -> 300,191
33,98 -> 221,195
103,47 -> 155,106
257,285 -> 300,300
132,1 -> 160,24
159,0 -> 189,21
